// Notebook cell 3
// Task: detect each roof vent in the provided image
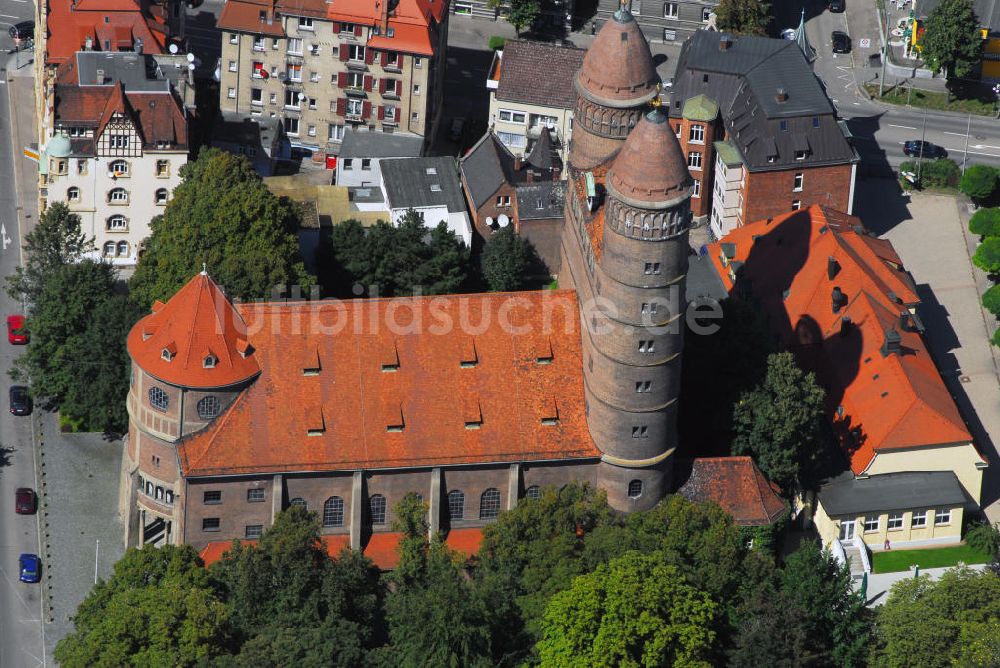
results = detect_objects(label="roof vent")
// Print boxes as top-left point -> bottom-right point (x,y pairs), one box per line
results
827,256 -> 839,280
719,36 -> 732,51
831,286 -> 845,313
881,328 -> 902,357
775,88 -> 789,103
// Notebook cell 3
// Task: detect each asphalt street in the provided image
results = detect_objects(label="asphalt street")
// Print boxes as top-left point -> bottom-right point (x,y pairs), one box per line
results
0,7 -> 45,668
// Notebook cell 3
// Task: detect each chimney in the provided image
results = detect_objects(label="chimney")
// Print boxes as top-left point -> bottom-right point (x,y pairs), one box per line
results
840,315 -> 852,336
719,36 -> 731,51
513,156 -> 522,171
552,166 -> 562,181
881,328 -> 902,356
775,87 -> 788,103
96,69 -> 105,84
378,0 -> 390,32
899,312 -> 911,331
526,169 -> 534,184
831,286 -> 844,313
827,256 -> 839,280
84,36 -> 93,50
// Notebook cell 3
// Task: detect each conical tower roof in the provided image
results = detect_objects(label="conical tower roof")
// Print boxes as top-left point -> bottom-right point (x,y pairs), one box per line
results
127,272 -> 260,388
576,1 -> 660,106
606,106 -> 692,207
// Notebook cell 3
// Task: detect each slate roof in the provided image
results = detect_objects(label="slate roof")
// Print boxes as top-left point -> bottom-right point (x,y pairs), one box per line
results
380,156 -> 467,213
670,31 -> 855,172
340,128 -> 423,160
686,254 -> 729,301
516,182 -> 564,221
496,39 -> 585,110
818,470 -> 968,516
459,132 -> 520,209
676,456 -> 787,526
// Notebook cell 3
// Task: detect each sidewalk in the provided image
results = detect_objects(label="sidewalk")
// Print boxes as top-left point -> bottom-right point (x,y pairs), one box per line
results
5,49 -> 39,254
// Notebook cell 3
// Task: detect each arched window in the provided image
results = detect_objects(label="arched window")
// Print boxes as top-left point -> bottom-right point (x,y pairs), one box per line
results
627,479 -> 643,499
102,241 -> 116,256
165,490 -> 174,505
479,488 -> 501,520
525,485 -> 541,500
203,354 -> 217,368
106,215 -> 128,231
148,386 -> 168,411
289,497 -> 307,509
155,188 -> 168,204
108,187 -> 128,203
197,396 -> 221,420
323,496 -> 344,527
369,494 -> 386,525
116,241 -> 129,257
145,481 -> 153,496
155,486 -> 163,500
110,159 -> 129,175
447,490 -> 464,521
67,186 -> 80,202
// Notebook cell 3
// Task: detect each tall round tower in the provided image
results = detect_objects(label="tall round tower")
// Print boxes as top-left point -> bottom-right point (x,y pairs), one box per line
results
579,106 -> 693,511
569,1 -> 661,170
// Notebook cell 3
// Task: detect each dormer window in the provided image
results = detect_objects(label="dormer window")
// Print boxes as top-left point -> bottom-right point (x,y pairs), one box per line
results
203,354 -> 217,368
236,338 -> 253,358
161,343 -> 176,361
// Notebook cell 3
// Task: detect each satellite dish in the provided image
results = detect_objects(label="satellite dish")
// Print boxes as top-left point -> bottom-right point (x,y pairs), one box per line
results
169,43 -> 179,54
188,63 -> 195,71
297,92 -> 306,100
485,216 -> 495,230
497,214 -> 510,228
186,52 -> 195,62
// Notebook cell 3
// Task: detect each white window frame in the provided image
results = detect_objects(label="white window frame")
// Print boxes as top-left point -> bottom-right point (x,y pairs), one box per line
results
498,109 -> 527,124
911,510 -> 927,528
935,508 -> 951,525
663,1 -> 678,18
793,172 -> 804,191
228,60 -> 237,72
689,124 -> 704,144
692,178 -> 701,198
887,512 -> 904,530
863,515 -> 879,532
287,38 -> 303,54
107,214 -> 128,231
702,6 -> 712,21
687,151 -> 702,170
283,117 -> 300,135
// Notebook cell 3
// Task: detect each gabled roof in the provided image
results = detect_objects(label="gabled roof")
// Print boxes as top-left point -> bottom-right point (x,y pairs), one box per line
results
495,39 -> 585,110
676,456 -> 787,526
705,206 -> 976,473
175,289 -> 599,476
127,273 -> 261,389
459,132 -> 520,209
46,0 -> 171,63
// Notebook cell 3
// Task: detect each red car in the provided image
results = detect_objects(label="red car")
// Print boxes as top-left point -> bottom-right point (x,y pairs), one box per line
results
15,488 -> 36,514
7,315 -> 27,345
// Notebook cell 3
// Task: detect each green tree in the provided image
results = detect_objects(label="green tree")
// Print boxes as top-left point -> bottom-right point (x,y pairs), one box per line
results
920,0 -> 983,79
781,541 -> 871,666
323,211 -> 468,297
6,202 -> 93,307
732,352 -> 827,492
54,545 -> 232,667
378,494 -> 493,667
973,236 -> 1000,273
492,0 -> 540,34
982,284 -> 1000,315
129,148 -> 313,308
480,226 -> 535,291
968,207 -> 1000,236
713,0 -> 770,35
965,521 -> 1000,560
960,165 -> 999,202
536,551 -> 716,668
872,567 -> 1000,667
212,505 -> 380,666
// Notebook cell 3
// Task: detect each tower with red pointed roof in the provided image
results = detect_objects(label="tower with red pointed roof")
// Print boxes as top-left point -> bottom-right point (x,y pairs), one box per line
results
561,4 -> 693,511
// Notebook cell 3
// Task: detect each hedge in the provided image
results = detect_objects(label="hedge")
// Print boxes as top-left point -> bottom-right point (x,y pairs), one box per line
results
901,158 -> 961,188
969,208 -> 1000,237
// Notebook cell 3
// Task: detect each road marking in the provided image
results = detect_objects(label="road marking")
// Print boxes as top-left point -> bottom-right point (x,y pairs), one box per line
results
972,144 -> 1000,150
853,102 -> 861,105
2,223 -> 11,250
0,13 -> 23,18
943,131 -> 966,136
888,124 -> 916,129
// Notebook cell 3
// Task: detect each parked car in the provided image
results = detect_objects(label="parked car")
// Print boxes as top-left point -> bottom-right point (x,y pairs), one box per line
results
10,385 -> 31,416
829,0 -> 845,12
449,117 -> 466,143
903,140 -> 948,158
7,314 -> 27,344
15,487 -> 36,514
832,31 -> 851,53
8,21 -> 33,40
18,553 -> 40,583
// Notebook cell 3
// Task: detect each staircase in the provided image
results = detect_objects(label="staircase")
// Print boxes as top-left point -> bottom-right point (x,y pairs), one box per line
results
843,541 -> 867,578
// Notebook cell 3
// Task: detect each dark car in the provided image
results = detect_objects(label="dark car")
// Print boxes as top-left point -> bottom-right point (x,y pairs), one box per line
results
19,553 -> 40,583
903,140 -> 948,158
829,0 -> 845,11
15,488 -> 36,514
449,117 -> 466,143
10,386 -> 31,416
8,21 -> 33,40
832,31 -> 851,53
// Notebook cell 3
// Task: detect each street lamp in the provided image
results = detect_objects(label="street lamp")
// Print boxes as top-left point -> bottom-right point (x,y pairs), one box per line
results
993,83 -> 1000,119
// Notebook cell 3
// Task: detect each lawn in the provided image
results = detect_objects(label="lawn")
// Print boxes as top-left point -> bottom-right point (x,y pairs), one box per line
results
871,543 -> 992,573
865,84 -> 999,117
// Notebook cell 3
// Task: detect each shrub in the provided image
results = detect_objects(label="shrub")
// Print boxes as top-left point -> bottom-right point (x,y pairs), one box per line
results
983,285 -> 1000,315
973,237 -> 1000,274
969,208 -> 1000,236
922,158 -> 962,188
960,165 -> 999,202
966,521 -> 1000,559
993,327 -> 1000,347
488,36 -> 506,50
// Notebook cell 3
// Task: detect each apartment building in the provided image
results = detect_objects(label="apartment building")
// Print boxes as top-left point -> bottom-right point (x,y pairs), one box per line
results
486,39 -> 583,166
41,51 -> 188,268
217,0 -> 448,155
592,0 -> 716,44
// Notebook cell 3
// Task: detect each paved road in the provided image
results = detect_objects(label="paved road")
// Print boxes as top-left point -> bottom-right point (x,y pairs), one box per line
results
0,11 -> 45,668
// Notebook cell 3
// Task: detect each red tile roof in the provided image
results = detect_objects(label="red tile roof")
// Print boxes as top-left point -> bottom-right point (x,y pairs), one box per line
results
138,275 -> 599,476
127,273 -> 261,389
706,206 -> 976,473
676,456 -> 786,526
198,529 -> 482,569
46,0 -> 171,63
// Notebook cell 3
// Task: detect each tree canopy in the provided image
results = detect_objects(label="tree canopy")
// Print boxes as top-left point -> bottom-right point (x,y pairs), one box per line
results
480,226 -> 537,292
973,236 -> 1000,273
713,0 -> 770,36
129,148 -> 313,308
920,0 -> 983,78
321,211 -> 468,297
731,351 -> 829,492
968,207 -> 1000,237
960,165 -> 998,202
